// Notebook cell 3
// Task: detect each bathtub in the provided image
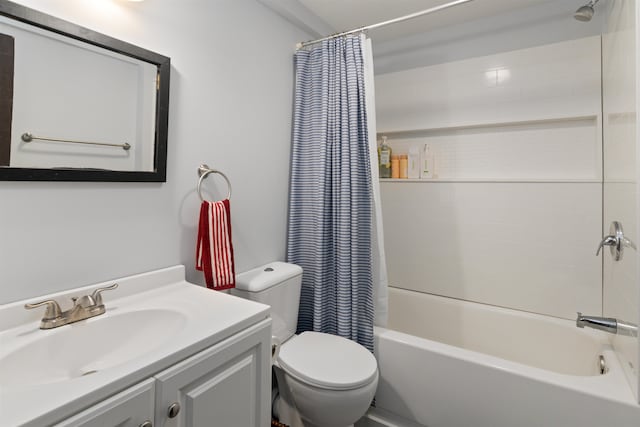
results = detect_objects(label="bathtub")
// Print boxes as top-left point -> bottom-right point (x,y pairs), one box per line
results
360,288 -> 640,427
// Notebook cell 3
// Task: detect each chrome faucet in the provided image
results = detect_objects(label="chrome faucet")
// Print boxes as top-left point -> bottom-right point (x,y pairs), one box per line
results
576,312 -> 638,338
25,283 -> 118,329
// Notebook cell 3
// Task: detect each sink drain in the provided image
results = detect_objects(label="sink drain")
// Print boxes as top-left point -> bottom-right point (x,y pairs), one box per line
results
81,370 -> 98,377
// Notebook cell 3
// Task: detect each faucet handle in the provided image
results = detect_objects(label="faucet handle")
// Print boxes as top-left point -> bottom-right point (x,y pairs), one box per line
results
72,295 -> 96,308
24,299 -> 62,320
91,283 -> 119,306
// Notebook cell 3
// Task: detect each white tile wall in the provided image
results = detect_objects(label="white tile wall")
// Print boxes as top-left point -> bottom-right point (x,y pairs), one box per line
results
376,36 -> 602,132
377,36 -> 603,320
381,182 -> 602,319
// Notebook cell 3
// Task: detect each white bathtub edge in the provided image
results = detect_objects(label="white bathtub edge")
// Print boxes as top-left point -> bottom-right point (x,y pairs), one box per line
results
373,326 -> 640,426
374,326 -> 636,406
355,407 -> 423,427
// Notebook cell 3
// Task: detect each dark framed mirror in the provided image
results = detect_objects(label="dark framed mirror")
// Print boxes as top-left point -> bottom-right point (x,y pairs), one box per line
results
0,0 -> 170,182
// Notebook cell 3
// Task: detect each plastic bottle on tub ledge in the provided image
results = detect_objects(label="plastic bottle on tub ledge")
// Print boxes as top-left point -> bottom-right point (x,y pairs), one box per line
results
421,144 -> 435,179
391,155 -> 400,179
399,154 -> 408,179
378,136 -> 392,178
408,146 -> 420,179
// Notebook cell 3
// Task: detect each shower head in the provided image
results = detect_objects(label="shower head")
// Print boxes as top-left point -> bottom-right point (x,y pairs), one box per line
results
574,0 -> 599,22
574,5 -> 594,21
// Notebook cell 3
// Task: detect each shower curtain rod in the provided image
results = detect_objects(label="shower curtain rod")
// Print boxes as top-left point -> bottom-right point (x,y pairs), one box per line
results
296,0 -> 475,50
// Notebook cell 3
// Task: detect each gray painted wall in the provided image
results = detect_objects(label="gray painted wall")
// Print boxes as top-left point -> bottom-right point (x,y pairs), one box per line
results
0,0 -> 308,303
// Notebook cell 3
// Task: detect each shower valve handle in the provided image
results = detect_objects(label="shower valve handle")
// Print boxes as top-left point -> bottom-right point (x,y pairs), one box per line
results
596,221 -> 636,261
596,236 -> 617,256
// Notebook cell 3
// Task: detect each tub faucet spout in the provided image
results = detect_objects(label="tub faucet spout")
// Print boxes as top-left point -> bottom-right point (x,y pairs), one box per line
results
576,312 -> 638,337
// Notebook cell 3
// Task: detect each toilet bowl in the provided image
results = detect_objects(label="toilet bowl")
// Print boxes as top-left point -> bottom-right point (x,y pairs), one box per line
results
275,331 -> 378,427
232,262 -> 378,427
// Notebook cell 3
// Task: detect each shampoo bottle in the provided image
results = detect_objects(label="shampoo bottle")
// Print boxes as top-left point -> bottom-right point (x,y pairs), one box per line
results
378,136 -> 392,179
399,155 -> 408,179
420,144 -> 434,179
408,146 -> 420,179
391,155 -> 400,179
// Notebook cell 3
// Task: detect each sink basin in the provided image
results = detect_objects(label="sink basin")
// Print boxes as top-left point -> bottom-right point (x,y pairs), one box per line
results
0,309 -> 187,388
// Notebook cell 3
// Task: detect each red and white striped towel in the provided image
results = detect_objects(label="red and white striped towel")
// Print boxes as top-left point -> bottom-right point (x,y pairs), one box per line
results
196,199 -> 236,290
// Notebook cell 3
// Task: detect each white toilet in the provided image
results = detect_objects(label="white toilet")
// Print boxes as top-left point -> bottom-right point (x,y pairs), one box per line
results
232,262 -> 378,427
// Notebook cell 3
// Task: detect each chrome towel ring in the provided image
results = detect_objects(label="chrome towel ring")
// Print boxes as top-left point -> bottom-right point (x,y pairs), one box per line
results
197,164 -> 232,202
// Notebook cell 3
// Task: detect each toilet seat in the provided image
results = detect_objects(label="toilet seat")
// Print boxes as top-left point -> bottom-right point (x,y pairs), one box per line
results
277,331 -> 378,391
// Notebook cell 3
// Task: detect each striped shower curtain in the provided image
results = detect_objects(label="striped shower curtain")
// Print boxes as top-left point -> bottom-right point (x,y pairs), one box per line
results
287,34 -> 386,352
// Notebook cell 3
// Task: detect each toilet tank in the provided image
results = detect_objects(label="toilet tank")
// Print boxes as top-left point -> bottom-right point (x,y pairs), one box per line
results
232,262 -> 303,343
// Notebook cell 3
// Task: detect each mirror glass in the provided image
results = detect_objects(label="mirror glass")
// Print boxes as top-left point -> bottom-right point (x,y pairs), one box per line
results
0,1 -> 170,182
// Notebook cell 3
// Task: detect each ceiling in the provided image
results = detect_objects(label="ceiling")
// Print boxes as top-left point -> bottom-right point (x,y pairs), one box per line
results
293,0 -> 564,43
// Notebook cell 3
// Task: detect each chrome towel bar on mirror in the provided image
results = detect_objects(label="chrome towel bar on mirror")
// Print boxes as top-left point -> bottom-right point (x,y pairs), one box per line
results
21,132 -> 131,151
197,163 -> 232,201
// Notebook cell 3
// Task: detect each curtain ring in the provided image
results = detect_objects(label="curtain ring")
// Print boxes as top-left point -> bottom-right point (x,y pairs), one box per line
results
197,164 -> 232,202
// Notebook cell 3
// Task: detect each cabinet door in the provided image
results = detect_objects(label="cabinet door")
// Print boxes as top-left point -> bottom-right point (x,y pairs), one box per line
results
54,378 -> 155,427
154,319 -> 271,427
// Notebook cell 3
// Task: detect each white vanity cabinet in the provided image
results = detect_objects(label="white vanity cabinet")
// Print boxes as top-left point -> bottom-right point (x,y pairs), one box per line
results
54,319 -> 271,427
154,319 -> 271,427
54,379 -> 155,427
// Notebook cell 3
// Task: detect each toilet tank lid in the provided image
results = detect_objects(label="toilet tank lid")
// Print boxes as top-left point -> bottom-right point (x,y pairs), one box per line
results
235,262 -> 303,292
